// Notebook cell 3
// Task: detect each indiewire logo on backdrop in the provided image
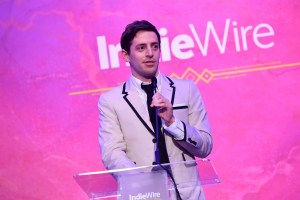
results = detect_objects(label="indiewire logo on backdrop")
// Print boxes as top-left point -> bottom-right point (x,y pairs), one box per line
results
129,192 -> 161,200
97,18 -> 275,70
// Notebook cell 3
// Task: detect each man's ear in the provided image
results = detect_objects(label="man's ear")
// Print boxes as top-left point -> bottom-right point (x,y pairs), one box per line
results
121,49 -> 130,63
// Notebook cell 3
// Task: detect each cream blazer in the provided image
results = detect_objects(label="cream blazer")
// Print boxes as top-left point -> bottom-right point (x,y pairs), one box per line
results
98,75 -> 213,199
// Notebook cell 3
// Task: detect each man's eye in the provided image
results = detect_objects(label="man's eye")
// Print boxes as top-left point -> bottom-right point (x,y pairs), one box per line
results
137,46 -> 145,51
153,44 -> 159,49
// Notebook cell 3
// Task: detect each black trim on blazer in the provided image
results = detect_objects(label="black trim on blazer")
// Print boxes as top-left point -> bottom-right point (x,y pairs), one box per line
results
182,153 -> 196,164
177,121 -> 187,142
182,153 -> 186,161
122,83 -> 155,137
166,77 -> 175,105
173,105 -> 188,110
182,121 -> 187,141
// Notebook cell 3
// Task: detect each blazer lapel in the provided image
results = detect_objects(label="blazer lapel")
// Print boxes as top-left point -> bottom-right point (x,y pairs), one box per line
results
122,80 -> 155,136
161,76 -> 176,106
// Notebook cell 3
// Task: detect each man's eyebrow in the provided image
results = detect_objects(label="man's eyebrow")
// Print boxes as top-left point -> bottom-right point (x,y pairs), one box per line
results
136,41 -> 159,45
134,42 -> 159,48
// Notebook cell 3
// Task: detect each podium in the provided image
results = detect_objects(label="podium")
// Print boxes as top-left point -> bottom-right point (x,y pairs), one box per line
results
73,159 -> 220,200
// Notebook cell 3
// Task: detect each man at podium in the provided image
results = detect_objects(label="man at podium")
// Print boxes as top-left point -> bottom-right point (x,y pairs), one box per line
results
98,20 -> 213,200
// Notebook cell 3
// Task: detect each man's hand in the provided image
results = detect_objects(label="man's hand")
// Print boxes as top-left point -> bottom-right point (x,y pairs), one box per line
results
150,92 -> 175,126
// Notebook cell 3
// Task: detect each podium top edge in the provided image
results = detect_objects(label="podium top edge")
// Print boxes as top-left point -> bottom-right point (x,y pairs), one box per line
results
73,158 -> 211,177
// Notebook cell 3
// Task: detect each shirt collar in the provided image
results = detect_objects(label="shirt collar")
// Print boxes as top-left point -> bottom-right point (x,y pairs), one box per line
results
130,72 -> 162,91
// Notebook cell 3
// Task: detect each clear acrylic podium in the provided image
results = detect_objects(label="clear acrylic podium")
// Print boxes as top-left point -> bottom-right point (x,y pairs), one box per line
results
73,159 -> 220,200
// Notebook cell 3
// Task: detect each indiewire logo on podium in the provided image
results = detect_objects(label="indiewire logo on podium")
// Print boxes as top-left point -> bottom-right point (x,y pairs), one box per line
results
129,192 -> 161,200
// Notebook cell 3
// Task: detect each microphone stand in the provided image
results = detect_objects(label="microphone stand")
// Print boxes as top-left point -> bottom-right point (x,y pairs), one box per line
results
151,77 -> 182,200
151,77 -> 161,164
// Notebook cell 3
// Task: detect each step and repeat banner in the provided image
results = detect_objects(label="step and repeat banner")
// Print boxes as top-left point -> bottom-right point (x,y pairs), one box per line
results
1,1 -> 300,199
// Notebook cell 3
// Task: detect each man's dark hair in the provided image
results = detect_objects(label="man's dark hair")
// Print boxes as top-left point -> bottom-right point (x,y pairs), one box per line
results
120,20 -> 161,54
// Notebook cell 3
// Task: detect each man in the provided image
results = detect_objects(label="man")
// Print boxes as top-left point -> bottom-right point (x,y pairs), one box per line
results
98,20 -> 213,199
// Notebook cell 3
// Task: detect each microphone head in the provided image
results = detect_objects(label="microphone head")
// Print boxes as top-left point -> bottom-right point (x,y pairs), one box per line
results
151,77 -> 157,87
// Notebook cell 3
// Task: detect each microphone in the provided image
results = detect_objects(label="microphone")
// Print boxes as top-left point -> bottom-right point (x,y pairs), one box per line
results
151,76 -> 157,93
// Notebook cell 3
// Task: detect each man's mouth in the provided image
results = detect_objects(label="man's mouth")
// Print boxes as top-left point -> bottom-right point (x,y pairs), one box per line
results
144,60 -> 155,65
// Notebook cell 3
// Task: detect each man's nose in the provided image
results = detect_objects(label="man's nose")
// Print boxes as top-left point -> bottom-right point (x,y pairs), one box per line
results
146,47 -> 153,57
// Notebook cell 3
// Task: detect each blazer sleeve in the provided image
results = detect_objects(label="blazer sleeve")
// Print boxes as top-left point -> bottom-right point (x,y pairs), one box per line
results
174,80 -> 213,158
98,92 -> 136,170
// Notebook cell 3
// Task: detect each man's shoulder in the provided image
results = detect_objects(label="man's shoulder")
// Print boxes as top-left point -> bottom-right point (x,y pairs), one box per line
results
99,84 -> 124,100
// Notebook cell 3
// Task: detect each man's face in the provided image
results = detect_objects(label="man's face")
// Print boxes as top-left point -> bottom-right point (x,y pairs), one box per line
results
122,31 -> 161,82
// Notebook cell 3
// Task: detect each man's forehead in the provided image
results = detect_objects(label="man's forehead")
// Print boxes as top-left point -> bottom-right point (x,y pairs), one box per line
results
133,31 -> 159,43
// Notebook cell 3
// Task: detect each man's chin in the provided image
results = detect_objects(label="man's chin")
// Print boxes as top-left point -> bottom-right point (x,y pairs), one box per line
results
145,70 -> 158,79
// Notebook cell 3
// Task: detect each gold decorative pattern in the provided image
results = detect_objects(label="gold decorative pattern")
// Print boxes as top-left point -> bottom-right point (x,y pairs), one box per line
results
169,61 -> 300,83
68,61 -> 300,96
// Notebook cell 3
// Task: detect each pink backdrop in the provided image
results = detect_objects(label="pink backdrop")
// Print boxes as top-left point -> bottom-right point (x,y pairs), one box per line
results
1,1 -> 300,199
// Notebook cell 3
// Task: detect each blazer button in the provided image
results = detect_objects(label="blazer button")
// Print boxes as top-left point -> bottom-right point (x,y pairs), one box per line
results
152,138 -> 157,143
